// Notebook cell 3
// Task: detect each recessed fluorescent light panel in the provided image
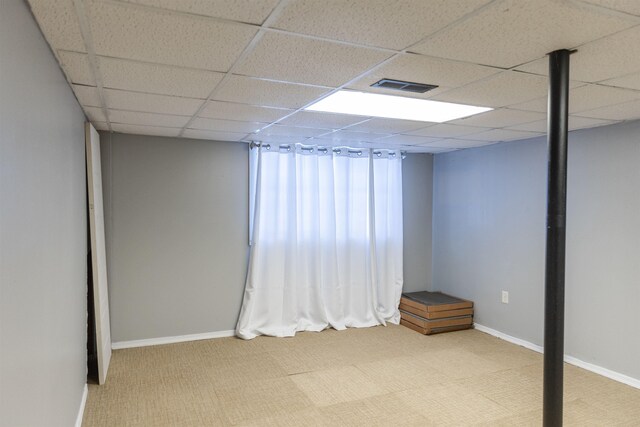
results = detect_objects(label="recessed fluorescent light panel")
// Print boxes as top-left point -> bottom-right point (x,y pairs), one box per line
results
305,90 -> 492,123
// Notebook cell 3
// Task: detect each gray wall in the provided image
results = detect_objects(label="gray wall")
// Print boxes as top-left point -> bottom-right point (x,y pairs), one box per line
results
0,1 -> 88,425
403,153 -> 434,292
100,133 -> 250,342
432,120 -> 640,380
101,137 -> 434,342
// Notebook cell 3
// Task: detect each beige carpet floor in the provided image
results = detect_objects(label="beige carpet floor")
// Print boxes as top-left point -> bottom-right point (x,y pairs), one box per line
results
83,325 -> 640,426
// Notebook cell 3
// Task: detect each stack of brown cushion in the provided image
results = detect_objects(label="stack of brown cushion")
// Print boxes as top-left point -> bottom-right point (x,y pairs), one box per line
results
399,291 -> 474,335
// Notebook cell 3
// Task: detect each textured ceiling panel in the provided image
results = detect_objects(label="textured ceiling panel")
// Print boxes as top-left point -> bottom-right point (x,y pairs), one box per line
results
72,85 -> 101,107
235,32 -> 391,87
250,134 -> 311,144
600,72 -> 640,91
58,51 -> 95,85
123,0 -> 279,24
576,0 -> 640,17
515,26 -> 640,82
92,122 -> 110,131
348,53 -> 500,96
190,118 -> 266,133
449,108 -> 546,128
431,71 -> 549,108
507,116 -> 617,132
200,101 -> 292,123
509,84 -> 640,113
108,110 -> 190,127
258,125 -> 329,138
103,89 -> 203,116
98,56 -> 224,98
463,128 -> 542,142
345,118 -> 429,134
83,106 -> 107,123
376,134 -> 441,145
214,76 -> 331,109
277,111 -> 368,129
425,139 -> 494,149
575,99 -> 640,120
406,123 -> 490,138
325,130 -> 390,142
182,129 -> 250,142
411,0 -> 635,68
28,0 -> 86,51
87,0 -> 257,71
111,123 -> 181,137
271,0 -> 491,50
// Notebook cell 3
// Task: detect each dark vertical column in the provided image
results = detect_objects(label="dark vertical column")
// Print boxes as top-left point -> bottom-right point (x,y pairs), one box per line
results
544,48 -> 572,427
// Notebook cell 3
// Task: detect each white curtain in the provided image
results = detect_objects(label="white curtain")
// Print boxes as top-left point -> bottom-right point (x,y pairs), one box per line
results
236,145 -> 403,339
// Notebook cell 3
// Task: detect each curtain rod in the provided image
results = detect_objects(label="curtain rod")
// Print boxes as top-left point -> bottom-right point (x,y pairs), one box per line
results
249,142 -> 406,159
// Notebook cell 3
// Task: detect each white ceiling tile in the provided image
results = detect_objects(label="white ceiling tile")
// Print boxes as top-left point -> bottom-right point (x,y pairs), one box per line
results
259,125 -> 329,138
310,138 -> 377,149
98,56 -> 224,98
507,116 -> 618,132
123,0 -> 279,24
326,130 -> 391,142
509,96 -> 549,113
200,101 -> 293,122
431,71 -> 549,108
83,106 -> 107,123
103,89 -> 203,116
72,85 -> 102,107
424,139 -> 494,149
516,26 -> 640,82
58,51 -> 95,85
87,0 -> 257,71
449,108 -> 546,128
235,32 -> 391,87
345,118 -> 430,134
510,84 -> 640,113
182,129 -> 249,142
108,110 -> 190,127
376,134 -> 441,145
568,84 -> 640,112
575,99 -> 640,120
600,72 -> 640,91
348,53 -> 501,95
272,0 -> 491,50
214,76 -> 331,109
278,111 -> 368,129
416,146 -> 457,153
577,0 -> 640,17
111,123 -> 181,137
250,135 -> 312,144
410,0 -> 635,68
464,128 -> 542,142
190,118 -> 266,133
92,122 -> 109,131
28,0 -> 86,51
406,123 -> 490,138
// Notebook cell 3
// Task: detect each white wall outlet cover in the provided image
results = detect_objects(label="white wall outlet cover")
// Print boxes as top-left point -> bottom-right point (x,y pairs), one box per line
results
501,291 -> 509,304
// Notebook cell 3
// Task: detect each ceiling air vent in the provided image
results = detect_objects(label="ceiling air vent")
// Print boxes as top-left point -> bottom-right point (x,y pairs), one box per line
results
371,78 -> 438,93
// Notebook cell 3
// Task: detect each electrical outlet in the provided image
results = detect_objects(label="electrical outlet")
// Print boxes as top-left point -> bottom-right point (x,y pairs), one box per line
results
501,291 -> 509,304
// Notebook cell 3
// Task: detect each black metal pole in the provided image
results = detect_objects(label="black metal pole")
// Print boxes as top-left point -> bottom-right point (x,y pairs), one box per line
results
543,49 -> 572,427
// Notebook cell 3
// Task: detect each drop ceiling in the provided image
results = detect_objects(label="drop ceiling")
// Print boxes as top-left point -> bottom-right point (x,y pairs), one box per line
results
28,0 -> 640,153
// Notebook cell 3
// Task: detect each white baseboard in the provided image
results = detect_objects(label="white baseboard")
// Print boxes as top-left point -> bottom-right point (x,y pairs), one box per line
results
474,323 -> 640,390
111,330 -> 236,350
75,384 -> 88,427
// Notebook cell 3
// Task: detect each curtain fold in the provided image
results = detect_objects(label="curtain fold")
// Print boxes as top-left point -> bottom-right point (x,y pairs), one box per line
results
236,145 -> 403,339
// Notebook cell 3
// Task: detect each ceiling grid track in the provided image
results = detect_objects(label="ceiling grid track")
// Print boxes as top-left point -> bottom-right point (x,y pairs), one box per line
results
177,0 -> 295,137
27,0 -> 640,152
252,0 -> 504,138
72,0 -> 112,131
